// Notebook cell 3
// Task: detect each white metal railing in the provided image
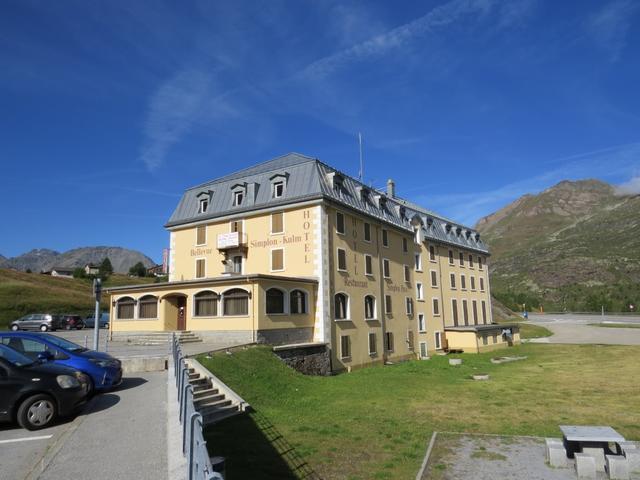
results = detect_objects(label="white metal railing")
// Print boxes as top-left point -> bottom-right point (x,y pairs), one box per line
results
171,334 -> 223,480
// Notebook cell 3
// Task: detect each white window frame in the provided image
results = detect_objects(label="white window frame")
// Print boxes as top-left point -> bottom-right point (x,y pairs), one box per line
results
416,282 -> 424,301
368,332 -> 377,355
480,277 -> 485,292
405,297 -> 413,316
429,245 -> 437,262
448,249 -> 454,265
232,255 -> 243,274
198,198 -> 209,214
459,251 -> 465,267
336,211 -> 345,235
233,190 -> 244,206
384,295 -> 392,314
460,274 -> 467,291
404,265 -> 410,283
470,276 -> 476,291
265,287 -> 288,315
364,295 -> 377,320
435,331 -> 442,350
195,257 -> 206,279
432,297 -> 440,316
334,292 -> 350,321
418,313 -> 426,333
196,225 -> 207,246
419,341 -> 428,359
415,253 -> 422,271
481,300 -> 487,324
382,229 -> 389,248
472,300 -> 478,324
402,237 -> 408,253
337,248 -> 347,272
478,256 -> 484,270
385,331 -> 394,352
270,248 -> 285,272
270,211 -> 285,235
383,259 -> 391,278
364,254 -> 373,276
468,254 -> 474,269
272,181 -> 284,199
451,298 -> 459,326
450,272 -> 456,289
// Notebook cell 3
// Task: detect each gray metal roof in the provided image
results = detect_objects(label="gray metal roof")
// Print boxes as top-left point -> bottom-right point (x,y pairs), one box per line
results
166,152 -> 489,254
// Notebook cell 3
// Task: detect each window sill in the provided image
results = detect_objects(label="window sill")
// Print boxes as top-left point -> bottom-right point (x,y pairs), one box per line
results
195,243 -> 207,247
115,318 -> 158,321
334,318 -> 352,322
417,298 -> 425,302
270,269 -> 285,273
340,356 -> 351,361
369,352 -> 377,357
365,317 -> 378,321
270,232 -> 284,236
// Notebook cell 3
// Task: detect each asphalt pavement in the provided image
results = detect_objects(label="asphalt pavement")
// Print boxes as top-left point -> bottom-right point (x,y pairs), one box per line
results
0,372 -> 168,480
526,312 -> 640,345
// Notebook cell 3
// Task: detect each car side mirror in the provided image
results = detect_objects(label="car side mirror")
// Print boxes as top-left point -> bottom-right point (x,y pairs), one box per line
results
37,351 -> 54,362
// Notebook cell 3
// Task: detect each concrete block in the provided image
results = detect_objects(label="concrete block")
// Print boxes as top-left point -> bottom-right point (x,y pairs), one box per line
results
548,445 -> 568,467
120,355 -> 168,373
449,358 -> 462,366
606,454 -> 629,479
619,442 -> 637,454
545,438 -> 563,462
575,453 -> 597,479
625,451 -> 640,473
583,447 -> 606,472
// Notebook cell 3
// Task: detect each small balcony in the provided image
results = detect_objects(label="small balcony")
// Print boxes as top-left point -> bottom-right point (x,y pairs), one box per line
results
217,231 -> 247,250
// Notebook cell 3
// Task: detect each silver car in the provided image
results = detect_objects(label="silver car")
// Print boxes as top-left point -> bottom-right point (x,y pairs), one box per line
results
10,314 -> 65,332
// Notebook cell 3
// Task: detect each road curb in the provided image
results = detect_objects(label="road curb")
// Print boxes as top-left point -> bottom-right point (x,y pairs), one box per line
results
416,431 -> 438,480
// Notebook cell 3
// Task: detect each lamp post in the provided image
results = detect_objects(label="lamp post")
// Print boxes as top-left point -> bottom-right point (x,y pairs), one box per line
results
93,278 -> 102,351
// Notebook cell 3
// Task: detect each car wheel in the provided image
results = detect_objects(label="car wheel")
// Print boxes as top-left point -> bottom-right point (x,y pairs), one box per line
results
65,324 -> 72,330
104,323 -> 109,329
40,325 -> 49,332
17,394 -> 57,430
11,324 -> 19,331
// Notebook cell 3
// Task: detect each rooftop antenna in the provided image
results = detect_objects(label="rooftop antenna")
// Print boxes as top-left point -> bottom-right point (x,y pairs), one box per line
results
358,132 -> 364,181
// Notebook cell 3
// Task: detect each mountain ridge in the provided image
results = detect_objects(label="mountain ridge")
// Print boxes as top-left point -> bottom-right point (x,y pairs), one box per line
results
476,179 -> 640,312
0,246 -> 156,274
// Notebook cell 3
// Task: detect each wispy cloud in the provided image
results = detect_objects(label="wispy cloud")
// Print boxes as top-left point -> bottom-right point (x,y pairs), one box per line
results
615,176 -> 640,196
139,69 -> 212,171
299,0 -> 497,79
412,142 -> 640,225
585,0 -> 640,62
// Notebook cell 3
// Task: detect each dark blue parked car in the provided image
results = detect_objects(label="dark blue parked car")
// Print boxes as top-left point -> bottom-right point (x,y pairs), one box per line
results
0,332 -> 122,392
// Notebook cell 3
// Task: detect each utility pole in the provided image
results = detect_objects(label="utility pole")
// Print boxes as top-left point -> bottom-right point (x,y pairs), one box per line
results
93,278 -> 102,351
358,132 -> 363,181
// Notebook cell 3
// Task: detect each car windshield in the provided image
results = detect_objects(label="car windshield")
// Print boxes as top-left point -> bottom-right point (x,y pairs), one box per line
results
0,344 -> 34,367
40,333 -> 87,352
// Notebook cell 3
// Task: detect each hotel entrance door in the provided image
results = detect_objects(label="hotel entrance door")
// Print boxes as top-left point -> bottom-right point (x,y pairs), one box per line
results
177,297 -> 186,330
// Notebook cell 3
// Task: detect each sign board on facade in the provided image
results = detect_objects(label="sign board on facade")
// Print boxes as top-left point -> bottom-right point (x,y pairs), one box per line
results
217,232 -> 240,249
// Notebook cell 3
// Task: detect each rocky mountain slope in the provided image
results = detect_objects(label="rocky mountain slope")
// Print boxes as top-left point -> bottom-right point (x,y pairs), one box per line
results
0,247 -> 155,274
476,179 -> 640,312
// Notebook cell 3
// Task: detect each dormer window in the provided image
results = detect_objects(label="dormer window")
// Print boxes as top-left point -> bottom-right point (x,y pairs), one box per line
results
233,190 -> 244,206
272,181 -> 284,199
196,190 -> 213,214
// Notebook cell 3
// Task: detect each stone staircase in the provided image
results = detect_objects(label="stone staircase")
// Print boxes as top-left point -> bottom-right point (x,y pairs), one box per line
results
186,359 -> 249,425
112,331 -> 203,346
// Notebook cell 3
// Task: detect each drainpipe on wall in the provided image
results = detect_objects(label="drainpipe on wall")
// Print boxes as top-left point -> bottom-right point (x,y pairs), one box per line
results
248,277 -> 256,344
377,223 -> 388,364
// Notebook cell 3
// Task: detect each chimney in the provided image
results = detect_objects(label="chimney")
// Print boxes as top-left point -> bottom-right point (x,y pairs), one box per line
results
387,179 -> 395,198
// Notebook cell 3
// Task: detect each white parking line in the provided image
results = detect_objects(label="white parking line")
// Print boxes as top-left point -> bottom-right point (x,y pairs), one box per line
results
0,434 -> 52,445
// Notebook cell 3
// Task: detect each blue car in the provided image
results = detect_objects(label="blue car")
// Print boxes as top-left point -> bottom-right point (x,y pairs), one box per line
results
0,332 -> 122,392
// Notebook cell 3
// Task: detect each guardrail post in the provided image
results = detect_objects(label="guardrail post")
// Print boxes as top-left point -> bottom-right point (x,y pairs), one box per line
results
188,412 -> 202,480
183,385 -> 194,455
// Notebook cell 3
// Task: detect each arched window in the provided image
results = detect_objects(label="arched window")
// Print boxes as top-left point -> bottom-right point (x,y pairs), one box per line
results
364,295 -> 376,320
223,289 -> 249,316
266,288 -> 285,314
335,293 -> 349,320
117,297 -> 135,320
290,290 -> 307,314
194,291 -> 219,317
138,295 -> 158,319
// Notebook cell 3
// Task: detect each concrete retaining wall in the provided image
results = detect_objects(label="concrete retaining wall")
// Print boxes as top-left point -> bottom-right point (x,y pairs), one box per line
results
273,343 -> 331,375
257,327 -> 313,346
120,356 -> 168,373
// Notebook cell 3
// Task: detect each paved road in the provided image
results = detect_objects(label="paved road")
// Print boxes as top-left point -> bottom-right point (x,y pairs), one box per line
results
527,313 -> 640,345
0,372 -> 167,480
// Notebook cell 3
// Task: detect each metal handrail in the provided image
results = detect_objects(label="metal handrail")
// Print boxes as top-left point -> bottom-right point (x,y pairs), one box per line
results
170,334 -> 223,480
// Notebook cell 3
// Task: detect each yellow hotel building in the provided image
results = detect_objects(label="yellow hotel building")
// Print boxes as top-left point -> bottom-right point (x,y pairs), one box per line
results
107,153 -> 519,371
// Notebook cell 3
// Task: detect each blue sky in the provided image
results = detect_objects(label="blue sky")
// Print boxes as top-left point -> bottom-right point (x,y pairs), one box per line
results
1,0 -> 639,262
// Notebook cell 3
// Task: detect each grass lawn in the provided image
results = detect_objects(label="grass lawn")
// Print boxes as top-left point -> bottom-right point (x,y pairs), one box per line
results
590,323 -> 640,329
200,343 -> 640,480
0,269 -> 157,328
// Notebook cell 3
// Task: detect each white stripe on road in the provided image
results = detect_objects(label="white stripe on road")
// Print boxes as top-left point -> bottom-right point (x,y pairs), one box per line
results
0,434 -> 52,445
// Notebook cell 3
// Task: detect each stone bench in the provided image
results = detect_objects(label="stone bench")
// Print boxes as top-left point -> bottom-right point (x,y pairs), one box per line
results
583,447 -> 605,472
547,443 -> 568,468
605,454 -> 629,480
575,453 -> 596,479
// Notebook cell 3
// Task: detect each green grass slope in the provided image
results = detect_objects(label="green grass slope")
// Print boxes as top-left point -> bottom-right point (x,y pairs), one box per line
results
476,180 -> 640,312
0,268 -> 157,328
200,344 -> 640,480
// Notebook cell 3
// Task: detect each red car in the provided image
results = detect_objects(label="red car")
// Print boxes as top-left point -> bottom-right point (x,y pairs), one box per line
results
61,315 -> 85,330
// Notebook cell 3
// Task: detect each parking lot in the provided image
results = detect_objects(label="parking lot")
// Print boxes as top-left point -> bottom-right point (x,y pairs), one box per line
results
0,372 -> 168,480
527,313 -> 640,345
